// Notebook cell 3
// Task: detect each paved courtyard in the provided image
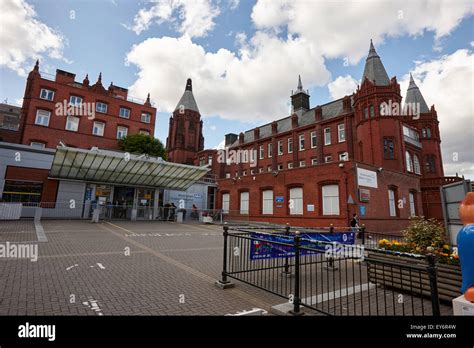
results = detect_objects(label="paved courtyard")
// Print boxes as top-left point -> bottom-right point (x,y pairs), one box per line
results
0,220 -> 284,316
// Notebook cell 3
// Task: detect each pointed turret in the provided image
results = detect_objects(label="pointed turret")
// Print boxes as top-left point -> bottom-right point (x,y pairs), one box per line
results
83,74 -> 89,87
361,40 -> 390,86
174,78 -> 199,113
291,75 -> 310,112
145,93 -> 151,106
404,73 -> 430,113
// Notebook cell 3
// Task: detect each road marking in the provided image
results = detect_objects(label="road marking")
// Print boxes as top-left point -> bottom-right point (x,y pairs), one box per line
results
101,222 -> 274,311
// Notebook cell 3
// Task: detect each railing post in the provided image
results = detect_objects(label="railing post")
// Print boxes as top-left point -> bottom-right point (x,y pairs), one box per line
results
215,223 -> 234,289
290,232 -> 303,315
361,224 -> 366,246
426,254 -> 440,316
282,223 -> 291,275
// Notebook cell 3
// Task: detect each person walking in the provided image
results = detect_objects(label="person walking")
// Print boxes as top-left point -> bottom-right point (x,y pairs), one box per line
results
350,213 -> 360,233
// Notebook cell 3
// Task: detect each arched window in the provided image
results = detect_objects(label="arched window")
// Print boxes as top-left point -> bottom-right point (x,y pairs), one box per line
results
405,151 -> 413,172
370,105 -> 375,117
413,154 -> 421,174
426,155 -> 436,173
426,128 -> 432,138
422,128 -> 427,138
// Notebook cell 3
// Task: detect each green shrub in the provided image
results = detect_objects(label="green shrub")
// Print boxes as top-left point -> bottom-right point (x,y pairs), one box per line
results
402,216 -> 446,254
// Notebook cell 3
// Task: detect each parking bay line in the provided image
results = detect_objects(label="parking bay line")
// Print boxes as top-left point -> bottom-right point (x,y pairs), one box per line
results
101,221 -> 275,311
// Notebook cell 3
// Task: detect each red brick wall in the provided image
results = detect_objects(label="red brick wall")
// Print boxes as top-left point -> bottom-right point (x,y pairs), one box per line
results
5,166 -> 59,203
0,129 -> 21,143
20,69 -> 156,150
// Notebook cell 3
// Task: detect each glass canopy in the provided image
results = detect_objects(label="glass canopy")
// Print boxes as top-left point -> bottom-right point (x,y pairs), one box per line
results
49,146 -> 209,191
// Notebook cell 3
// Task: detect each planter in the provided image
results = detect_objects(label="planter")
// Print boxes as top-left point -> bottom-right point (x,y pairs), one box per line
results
367,251 -> 462,302
202,216 -> 213,224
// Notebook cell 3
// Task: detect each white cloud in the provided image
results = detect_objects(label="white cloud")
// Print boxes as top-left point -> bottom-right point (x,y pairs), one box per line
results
251,0 -> 474,63
0,0 -> 66,76
214,139 -> 226,150
209,125 -> 217,131
328,75 -> 359,100
400,49 -> 474,179
126,35 -> 331,122
126,0 -> 473,133
228,0 -> 240,11
127,0 -> 220,38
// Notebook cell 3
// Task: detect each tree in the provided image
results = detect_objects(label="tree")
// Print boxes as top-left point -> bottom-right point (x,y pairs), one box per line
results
118,134 -> 167,159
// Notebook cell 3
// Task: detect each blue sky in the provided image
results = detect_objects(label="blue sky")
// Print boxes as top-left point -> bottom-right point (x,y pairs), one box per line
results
1,0 -> 473,178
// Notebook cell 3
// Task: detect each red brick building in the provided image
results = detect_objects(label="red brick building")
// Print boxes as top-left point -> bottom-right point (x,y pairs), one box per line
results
195,41 -> 457,232
166,79 -> 204,165
18,61 -> 156,150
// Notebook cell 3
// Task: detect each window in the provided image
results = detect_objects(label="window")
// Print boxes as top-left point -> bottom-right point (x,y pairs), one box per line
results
388,189 -> 397,217
299,160 -> 305,167
338,124 -> 345,142
278,140 -> 283,155
262,190 -> 273,214
66,116 -> 79,132
422,128 -> 427,138
364,107 -> 369,119
30,142 -> 45,149
288,138 -> 293,153
311,158 -> 318,165
35,109 -> 50,126
383,138 -> 395,159
299,134 -> 305,151
96,102 -> 108,113
250,169 -> 255,175
277,164 -> 283,170
2,180 -> 43,203
40,88 -> 54,101
268,143 -> 273,158
426,155 -> 436,173
139,129 -> 150,136
325,155 -> 332,163
324,128 -> 331,145
322,184 -> 339,215
259,167 -> 264,173
413,154 -> 421,174
311,131 -> 317,148
93,121 -> 105,136
242,170 -> 247,176
370,105 -> 375,118
141,112 -> 151,123
339,152 -> 348,161
69,96 -> 82,106
267,166 -> 272,172
240,192 -> 249,214
117,126 -> 128,139
426,128 -> 432,138
406,151 -> 413,172
208,155 -> 213,166
119,107 -> 130,119
409,192 -> 416,216
225,173 -> 231,179
289,187 -> 303,215
288,162 -> 293,169
259,145 -> 264,159
222,193 -> 230,213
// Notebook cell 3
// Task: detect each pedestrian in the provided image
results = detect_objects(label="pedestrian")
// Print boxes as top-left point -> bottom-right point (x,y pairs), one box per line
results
169,202 -> 176,221
350,213 -> 360,233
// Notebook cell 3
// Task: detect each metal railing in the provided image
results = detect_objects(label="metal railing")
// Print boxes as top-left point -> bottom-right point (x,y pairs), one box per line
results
217,224 -> 441,316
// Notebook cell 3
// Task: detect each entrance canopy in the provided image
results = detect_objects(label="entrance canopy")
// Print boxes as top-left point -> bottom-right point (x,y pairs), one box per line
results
49,146 -> 209,190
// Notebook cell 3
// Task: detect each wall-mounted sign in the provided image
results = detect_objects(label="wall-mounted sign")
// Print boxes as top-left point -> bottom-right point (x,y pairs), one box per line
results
357,168 -> 378,188
276,205 -> 283,208
359,188 -> 370,202
307,204 -> 315,212
275,196 -> 285,203
359,205 -> 366,216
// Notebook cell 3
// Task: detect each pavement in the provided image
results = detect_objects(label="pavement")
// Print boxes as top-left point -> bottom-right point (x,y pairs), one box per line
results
0,220 -> 282,315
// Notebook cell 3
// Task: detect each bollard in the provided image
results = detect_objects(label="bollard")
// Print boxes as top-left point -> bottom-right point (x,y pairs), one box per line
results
216,223 -> 234,289
282,223 -> 291,275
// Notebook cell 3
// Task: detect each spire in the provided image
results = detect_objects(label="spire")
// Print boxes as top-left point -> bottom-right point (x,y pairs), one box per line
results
145,93 -> 151,106
291,74 -> 310,111
83,74 -> 89,86
97,72 -> 102,84
404,73 -> 430,113
174,78 -> 199,113
361,40 -> 390,86
34,59 -> 39,71
292,75 -> 308,96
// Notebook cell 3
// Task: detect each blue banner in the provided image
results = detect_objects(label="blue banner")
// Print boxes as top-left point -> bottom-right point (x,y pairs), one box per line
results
249,232 -> 355,260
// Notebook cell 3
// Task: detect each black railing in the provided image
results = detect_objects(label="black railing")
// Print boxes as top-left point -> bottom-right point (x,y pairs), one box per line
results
217,224 -> 441,316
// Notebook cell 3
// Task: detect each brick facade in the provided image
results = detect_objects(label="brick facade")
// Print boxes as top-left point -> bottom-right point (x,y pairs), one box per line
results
18,61 -> 156,150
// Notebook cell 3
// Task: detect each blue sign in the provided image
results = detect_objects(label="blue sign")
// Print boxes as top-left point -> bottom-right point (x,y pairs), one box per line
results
359,205 -> 366,216
275,196 -> 285,203
250,232 -> 355,260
